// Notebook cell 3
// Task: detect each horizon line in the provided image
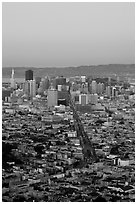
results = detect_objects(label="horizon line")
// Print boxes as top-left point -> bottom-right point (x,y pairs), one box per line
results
2,63 -> 135,69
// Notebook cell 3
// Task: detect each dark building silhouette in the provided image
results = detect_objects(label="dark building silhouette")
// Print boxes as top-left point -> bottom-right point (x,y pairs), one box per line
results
25,70 -> 33,81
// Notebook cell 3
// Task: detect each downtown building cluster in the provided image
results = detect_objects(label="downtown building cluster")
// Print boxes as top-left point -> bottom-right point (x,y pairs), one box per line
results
2,69 -> 135,202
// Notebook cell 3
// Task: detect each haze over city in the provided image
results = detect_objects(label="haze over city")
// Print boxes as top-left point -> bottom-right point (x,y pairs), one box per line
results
2,2 -> 135,202
2,2 -> 135,68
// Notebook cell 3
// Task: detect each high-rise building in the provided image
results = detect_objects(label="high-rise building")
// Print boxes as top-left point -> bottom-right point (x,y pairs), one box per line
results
47,88 -> 58,107
39,76 -> 50,93
106,86 -> 111,97
24,80 -> 36,98
44,76 -> 50,90
29,80 -> 36,97
108,77 -> 111,86
24,81 -> 29,95
91,80 -> 97,94
101,83 -> 105,93
97,83 -> 103,94
25,70 -> 33,81
10,69 -> 16,89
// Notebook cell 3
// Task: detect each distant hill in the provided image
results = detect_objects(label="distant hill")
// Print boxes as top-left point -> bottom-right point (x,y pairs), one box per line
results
2,64 -> 135,79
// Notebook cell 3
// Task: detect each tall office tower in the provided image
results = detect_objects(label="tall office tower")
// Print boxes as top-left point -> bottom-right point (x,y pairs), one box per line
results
24,80 -> 36,98
79,94 -> 88,105
29,80 -> 36,97
40,76 -> 50,92
10,69 -> 16,89
91,80 -> 97,94
25,70 -> 33,81
39,81 -> 44,94
97,83 -> 102,94
106,86 -> 111,97
47,87 -> 58,107
43,76 -> 50,90
108,77 -> 111,86
24,81 -> 29,95
101,83 -> 105,93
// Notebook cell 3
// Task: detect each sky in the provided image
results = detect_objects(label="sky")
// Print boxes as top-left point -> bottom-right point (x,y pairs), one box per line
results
2,2 -> 135,67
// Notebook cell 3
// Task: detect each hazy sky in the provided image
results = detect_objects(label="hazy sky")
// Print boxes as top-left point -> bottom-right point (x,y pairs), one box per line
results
2,2 -> 135,67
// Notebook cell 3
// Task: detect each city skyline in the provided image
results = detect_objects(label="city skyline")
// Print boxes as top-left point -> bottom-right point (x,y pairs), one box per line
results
2,2 -> 135,68
2,3 -> 135,201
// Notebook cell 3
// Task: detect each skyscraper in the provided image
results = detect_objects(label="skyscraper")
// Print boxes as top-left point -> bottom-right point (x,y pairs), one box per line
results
29,80 -> 36,97
47,86 -> 58,107
106,86 -> 111,97
24,81 -> 29,95
25,70 -> 33,81
91,80 -> 97,94
24,80 -> 36,98
10,69 -> 16,89
42,76 -> 50,90
97,83 -> 104,95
